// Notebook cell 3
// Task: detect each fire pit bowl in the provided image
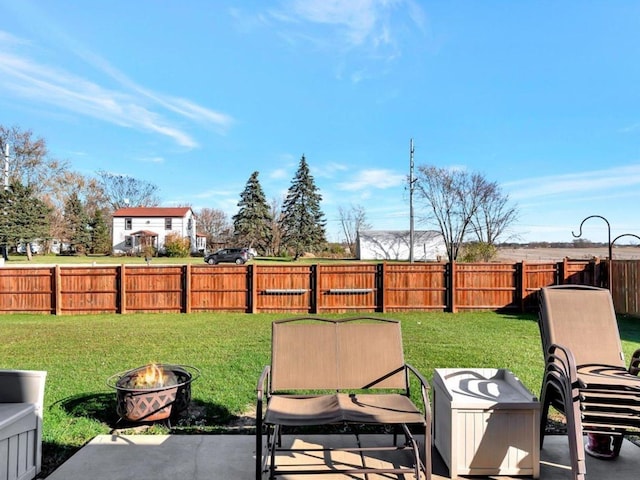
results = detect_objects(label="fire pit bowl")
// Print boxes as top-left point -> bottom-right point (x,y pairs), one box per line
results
107,363 -> 200,424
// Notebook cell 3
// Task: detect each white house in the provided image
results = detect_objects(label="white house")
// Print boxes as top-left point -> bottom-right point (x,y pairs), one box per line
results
356,230 -> 447,261
112,207 -> 203,254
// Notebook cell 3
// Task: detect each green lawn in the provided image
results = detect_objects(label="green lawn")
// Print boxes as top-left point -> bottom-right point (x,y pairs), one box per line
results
2,310 -> 639,476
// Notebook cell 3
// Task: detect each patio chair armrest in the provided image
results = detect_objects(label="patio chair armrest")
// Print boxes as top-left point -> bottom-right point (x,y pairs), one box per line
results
405,363 -> 431,418
629,349 -> 640,376
405,363 -> 430,390
256,366 -> 271,436
257,365 -> 270,403
546,343 -> 579,384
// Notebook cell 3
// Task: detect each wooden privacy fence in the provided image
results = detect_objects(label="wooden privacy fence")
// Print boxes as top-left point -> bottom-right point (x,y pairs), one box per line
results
0,258 -> 618,316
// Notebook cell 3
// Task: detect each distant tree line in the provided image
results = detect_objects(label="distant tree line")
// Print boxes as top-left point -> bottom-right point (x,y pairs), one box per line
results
1,124 -> 527,262
0,125 -> 333,260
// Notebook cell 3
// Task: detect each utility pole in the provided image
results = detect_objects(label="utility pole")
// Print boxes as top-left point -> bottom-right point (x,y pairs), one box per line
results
3,143 -> 9,191
409,138 -> 415,263
1,143 -> 9,261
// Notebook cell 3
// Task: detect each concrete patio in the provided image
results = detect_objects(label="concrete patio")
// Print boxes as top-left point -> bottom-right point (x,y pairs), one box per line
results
45,433 -> 640,479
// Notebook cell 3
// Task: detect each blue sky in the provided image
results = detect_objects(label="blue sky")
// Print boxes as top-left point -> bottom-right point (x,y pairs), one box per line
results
1,1 -> 639,244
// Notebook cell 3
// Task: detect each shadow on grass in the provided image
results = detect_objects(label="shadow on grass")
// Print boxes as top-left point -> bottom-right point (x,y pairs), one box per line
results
59,392 -> 120,426
41,441 -> 81,479
57,392 -> 239,430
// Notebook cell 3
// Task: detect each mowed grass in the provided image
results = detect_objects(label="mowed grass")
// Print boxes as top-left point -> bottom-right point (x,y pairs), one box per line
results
2,310 -> 640,475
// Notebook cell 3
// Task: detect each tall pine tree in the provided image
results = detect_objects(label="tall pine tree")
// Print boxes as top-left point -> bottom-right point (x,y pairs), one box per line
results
0,182 -> 51,260
232,171 -> 273,254
279,155 -> 326,259
63,192 -> 91,254
88,209 -> 111,254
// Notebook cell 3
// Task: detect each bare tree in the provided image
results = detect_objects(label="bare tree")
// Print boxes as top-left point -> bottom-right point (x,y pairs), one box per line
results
0,125 -> 68,196
96,170 -> 160,210
196,208 -> 233,250
269,197 -> 284,256
338,204 -> 372,256
415,165 -> 498,261
43,171 -> 108,252
469,186 -> 518,244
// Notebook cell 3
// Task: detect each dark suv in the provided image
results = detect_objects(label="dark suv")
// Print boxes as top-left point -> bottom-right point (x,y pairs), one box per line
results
204,248 -> 249,265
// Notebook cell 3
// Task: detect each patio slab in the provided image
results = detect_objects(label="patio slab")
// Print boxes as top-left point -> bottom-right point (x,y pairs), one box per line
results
44,433 -> 639,479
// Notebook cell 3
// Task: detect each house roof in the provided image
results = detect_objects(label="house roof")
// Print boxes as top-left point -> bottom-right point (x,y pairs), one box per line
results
130,230 -> 159,237
112,207 -> 192,218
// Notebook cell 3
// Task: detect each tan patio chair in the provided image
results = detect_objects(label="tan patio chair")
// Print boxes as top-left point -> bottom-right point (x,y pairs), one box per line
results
256,316 -> 432,479
538,285 -> 640,480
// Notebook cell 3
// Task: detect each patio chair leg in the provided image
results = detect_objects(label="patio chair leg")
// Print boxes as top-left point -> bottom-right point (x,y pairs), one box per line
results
256,430 -> 262,480
538,376 -> 553,449
612,434 -> 624,457
564,397 -> 587,480
268,424 -> 280,480
424,422 -> 432,480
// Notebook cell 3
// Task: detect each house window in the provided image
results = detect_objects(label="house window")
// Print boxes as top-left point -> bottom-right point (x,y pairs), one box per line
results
125,218 -> 132,230
188,218 -> 193,230
165,218 -> 172,230
125,236 -> 133,247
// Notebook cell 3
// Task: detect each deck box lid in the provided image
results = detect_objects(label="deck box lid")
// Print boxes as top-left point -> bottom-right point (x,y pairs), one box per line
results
433,368 -> 538,409
0,402 -> 36,430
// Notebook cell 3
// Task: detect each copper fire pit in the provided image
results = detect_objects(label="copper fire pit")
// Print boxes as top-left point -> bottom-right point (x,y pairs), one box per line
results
107,363 -> 200,424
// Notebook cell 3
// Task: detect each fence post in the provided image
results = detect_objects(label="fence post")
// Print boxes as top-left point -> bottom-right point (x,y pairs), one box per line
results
311,264 -> 318,314
184,264 -> 191,314
562,257 -> 569,284
449,261 -> 457,313
54,265 -> 62,315
518,261 -> 526,313
379,262 -> 386,313
250,264 -> 257,314
119,264 -> 127,314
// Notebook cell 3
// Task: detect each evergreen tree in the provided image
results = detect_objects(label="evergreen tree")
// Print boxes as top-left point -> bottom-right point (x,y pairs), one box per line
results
279,155 -> 326,259
0,182 -> 51,260
232,171 -> 273,254
63,192 -> 91,253
88,209 -> 111,254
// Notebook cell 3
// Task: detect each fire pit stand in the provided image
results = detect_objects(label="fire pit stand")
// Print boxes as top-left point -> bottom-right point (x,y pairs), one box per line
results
107,364 -> 200,427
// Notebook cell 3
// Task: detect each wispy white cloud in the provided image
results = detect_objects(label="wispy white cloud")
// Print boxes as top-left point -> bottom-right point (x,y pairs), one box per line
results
285,0 -> 381,47
269,168 -> 289,180
193,188 -> 240,199
337,168 -> 405,191
0,28 -> 233,148
139,156 -> 165,164
314,161 -> 349,178
504,164 -> 640,201
621,123 -> 640,133
268,0 -> 425,81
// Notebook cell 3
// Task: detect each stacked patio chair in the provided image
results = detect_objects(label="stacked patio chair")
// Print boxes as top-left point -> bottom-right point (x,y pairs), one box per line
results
538,285 -> 640,480
256,316 -> 432,480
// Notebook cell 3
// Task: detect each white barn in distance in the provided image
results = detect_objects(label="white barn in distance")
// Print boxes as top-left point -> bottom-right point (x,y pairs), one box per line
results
356,230 -> 447,261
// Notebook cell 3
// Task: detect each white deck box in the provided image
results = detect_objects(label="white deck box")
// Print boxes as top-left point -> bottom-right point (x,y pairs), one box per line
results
433,368 -> 540,478
0,370 -> 47,480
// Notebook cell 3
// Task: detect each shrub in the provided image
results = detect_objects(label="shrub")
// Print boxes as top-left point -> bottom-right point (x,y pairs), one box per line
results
163,233 -> 191,257
459,242 -> 498,262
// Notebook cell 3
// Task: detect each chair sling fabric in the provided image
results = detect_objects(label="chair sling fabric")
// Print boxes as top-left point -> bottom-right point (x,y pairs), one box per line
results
256,317 -> 432,480
538,285 -> 640,480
